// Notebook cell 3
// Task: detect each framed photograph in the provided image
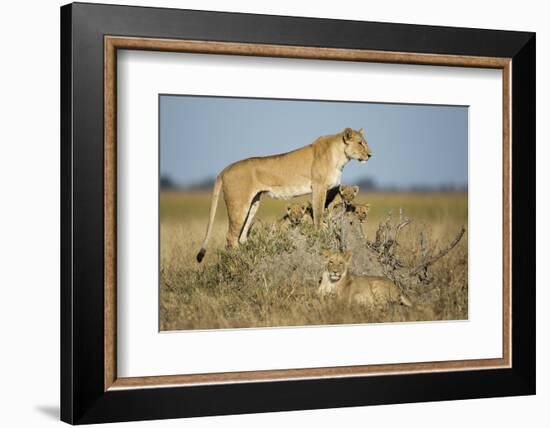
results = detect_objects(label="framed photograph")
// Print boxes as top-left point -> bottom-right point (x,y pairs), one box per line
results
61,2 -> 535,424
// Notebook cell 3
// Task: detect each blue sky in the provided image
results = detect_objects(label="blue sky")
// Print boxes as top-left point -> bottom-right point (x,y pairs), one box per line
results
160,95 -> 468,189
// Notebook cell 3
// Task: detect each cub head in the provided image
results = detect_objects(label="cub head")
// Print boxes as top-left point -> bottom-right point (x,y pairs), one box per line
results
353,203 -> 370,223
339,185 -> 359,204
322,250 -> 352,282
342,128 -> 372,163
286,203 -> 308,225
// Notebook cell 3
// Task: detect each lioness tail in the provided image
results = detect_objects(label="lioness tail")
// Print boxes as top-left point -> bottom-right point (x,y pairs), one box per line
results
196,175 -> 223,263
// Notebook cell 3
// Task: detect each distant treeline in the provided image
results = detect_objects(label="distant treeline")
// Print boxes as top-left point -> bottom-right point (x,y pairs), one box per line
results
160,175 -> 467,193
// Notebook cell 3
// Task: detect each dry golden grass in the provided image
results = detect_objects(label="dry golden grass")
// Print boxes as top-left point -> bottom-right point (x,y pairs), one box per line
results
160,191 -> 467,331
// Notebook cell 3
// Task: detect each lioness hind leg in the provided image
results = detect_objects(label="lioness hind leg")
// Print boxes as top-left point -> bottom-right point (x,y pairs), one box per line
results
225,192 -> 256,247
239,195 -> 261,244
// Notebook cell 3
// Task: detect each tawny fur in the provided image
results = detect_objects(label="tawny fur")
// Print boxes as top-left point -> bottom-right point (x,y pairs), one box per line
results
347,203 -> 370,224
318,250 -> 412,308
278,202 -> 313,229
197,128 -> 372,262
326,184 -> 359,217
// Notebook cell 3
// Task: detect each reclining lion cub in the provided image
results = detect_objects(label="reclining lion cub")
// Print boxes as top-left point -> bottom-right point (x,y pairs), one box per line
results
197,128 -> 372,262
318,250 -> 412,308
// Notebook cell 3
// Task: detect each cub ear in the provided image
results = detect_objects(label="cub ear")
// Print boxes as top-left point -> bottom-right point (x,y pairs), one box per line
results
343,127 -> 353,141
321,249 -> 332,259
286,205 -> 292,214
301,204 -> 308,213
352,185 -> 359,195
343,250 -> 353,263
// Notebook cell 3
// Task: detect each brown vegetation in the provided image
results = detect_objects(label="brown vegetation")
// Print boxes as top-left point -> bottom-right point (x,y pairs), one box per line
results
160,191 -> 467,331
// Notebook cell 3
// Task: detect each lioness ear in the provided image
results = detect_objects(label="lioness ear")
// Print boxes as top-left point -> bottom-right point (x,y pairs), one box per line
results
358,128 -> 363,134
343,127 -> 353,141
343,250 -> 353,263
322,249 -> 332,259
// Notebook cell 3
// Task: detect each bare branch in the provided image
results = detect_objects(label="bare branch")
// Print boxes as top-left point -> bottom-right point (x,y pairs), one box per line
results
410,227 -> 465,276
381,210 -> 392,248
394,217 -> 411,245
372,223 -> 384,248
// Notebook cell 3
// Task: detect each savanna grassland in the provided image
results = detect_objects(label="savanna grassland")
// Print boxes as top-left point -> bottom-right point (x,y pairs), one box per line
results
160,191 -> 468,331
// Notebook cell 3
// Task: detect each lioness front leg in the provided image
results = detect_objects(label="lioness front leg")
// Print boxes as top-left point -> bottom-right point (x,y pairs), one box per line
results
312,184 -> 328,229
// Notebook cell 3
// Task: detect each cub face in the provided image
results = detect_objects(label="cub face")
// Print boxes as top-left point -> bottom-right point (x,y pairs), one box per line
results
339,185 -> 359,204
353,203 -> 370,223
343,128 -> 372,163
322,250 -> 352,283
286,202 -> 311,225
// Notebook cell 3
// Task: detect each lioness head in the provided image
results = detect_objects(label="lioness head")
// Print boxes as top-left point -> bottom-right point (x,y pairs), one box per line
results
339,185 -> 359,204
322,250 -> 352,282
353,203 -> 370,223
343,128 -> 372,163
286,203 -> 309,225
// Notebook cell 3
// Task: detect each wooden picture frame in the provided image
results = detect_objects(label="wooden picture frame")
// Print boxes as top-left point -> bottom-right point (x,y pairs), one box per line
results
61,2 -> 535,424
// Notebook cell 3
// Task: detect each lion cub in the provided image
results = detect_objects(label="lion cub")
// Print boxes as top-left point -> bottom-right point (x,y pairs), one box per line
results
318,250 -> 412,307
278,202 -> 313,229
327,185 -> 359,216
347,203 -> 370,224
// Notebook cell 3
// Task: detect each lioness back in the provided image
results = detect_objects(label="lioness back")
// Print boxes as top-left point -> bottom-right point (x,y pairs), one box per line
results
345,275 -> 410,307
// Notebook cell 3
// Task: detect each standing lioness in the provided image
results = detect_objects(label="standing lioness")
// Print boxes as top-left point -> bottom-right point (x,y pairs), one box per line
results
197,128 -> 372,262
